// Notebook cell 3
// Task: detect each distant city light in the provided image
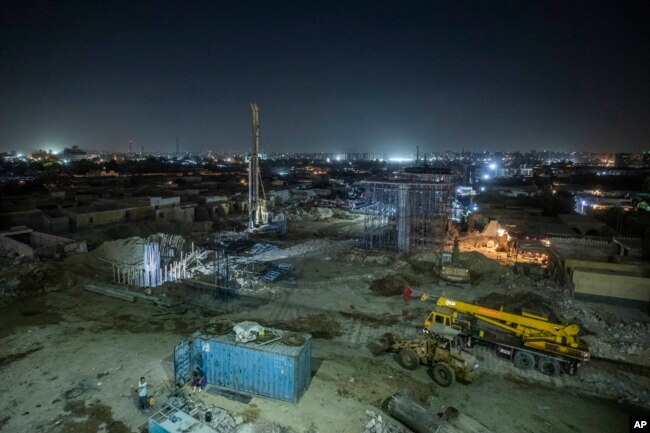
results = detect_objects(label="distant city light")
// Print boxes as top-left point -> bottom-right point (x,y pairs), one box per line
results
388,157 -> 415,163
489,163 -> 497,170
483,174 -> 490,180
480,186 -> 485,192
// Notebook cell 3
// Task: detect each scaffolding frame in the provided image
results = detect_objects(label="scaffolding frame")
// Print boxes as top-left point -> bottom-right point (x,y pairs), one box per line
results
359,180 -> 453,252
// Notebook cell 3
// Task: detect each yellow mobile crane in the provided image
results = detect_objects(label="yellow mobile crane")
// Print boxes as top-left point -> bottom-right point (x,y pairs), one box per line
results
422,296 -> 590,376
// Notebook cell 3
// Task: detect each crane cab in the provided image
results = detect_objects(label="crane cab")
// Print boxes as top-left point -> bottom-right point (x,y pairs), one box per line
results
425,305 -> 475,334
424,306 -> 455,329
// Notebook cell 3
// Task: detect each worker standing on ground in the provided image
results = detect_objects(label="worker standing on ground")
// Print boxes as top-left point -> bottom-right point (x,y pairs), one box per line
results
135,376 -> 149,412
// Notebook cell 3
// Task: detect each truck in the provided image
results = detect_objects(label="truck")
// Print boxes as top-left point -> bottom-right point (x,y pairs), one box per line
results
369,332 -> 479,387
421,296 -> 590,376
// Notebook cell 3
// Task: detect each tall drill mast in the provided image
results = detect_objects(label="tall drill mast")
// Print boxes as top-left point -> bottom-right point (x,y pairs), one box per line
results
248,102 -> 261,229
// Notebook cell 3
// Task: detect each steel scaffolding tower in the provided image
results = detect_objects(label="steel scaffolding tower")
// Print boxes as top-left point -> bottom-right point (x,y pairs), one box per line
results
359,179 -> 453,252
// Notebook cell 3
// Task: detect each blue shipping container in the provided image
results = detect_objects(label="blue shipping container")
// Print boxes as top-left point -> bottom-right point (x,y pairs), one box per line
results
184,332 -> 312,403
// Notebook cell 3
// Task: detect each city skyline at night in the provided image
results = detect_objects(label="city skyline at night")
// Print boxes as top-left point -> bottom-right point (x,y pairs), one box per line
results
1,1 -> 649,154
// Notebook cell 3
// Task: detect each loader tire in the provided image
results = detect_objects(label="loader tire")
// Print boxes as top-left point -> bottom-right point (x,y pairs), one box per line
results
432,362 -> 455,387
397,349 -> 419,370
537,357 -> 561,376
513,351 -> 535,370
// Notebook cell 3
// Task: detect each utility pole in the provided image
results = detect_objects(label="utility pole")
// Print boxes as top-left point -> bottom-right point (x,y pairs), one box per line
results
129,140 -> 133,155
176,137 -> 180,159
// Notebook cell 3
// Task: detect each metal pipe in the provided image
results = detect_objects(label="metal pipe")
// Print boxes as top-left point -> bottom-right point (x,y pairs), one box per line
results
386,393 -> 460,433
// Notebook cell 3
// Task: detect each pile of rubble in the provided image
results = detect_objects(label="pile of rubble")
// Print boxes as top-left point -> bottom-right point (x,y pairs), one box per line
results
362,410 -> 405,433
186,399 -> 243,433
558,299 -> 650,363
242,239 -> 354,262
285,207 -> 333,221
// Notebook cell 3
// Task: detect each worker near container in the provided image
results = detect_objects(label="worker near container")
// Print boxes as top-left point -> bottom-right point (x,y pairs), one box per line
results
191,367 -> 206,392
135,377 -> 150,412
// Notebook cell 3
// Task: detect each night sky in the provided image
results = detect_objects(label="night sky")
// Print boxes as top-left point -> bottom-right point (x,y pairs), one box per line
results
1,1 -> 648,154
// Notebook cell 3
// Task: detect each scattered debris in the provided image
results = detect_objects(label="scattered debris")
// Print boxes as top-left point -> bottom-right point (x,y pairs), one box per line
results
362,409 -> 405,433
243,240 -> 354,262
250,243 -> 280,255
187,400 -> 239,432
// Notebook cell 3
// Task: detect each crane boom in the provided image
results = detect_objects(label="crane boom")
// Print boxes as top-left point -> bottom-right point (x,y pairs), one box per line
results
436,297 -> 580,344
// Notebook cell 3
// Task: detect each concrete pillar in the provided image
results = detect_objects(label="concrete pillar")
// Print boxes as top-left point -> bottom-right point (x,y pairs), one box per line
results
397,184 -> 411,251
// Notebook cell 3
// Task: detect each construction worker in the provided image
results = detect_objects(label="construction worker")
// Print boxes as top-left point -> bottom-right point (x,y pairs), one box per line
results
191,367 -> 206,392
135,377 -> 150,412
402,286 -> 413,321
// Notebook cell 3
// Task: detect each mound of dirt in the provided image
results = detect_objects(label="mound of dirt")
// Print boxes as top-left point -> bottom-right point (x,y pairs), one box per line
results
403,251 -> 438,275
392,259 -> 415,274
369,274 -> 410,296
459,251 -> 508,284
254,314 -> 342,339
91,237 -> 145,265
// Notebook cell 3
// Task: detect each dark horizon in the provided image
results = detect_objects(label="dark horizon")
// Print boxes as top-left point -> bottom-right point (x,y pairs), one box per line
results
1,1 -> 649,154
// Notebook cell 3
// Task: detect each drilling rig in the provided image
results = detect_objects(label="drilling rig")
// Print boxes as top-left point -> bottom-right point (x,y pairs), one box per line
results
248,102 -> 266,230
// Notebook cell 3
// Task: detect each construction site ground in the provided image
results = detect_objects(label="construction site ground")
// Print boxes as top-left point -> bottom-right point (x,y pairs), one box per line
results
1,228 -> 649,433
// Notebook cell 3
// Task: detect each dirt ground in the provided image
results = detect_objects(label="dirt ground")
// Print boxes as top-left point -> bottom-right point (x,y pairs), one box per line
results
1,229 -> 649,433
